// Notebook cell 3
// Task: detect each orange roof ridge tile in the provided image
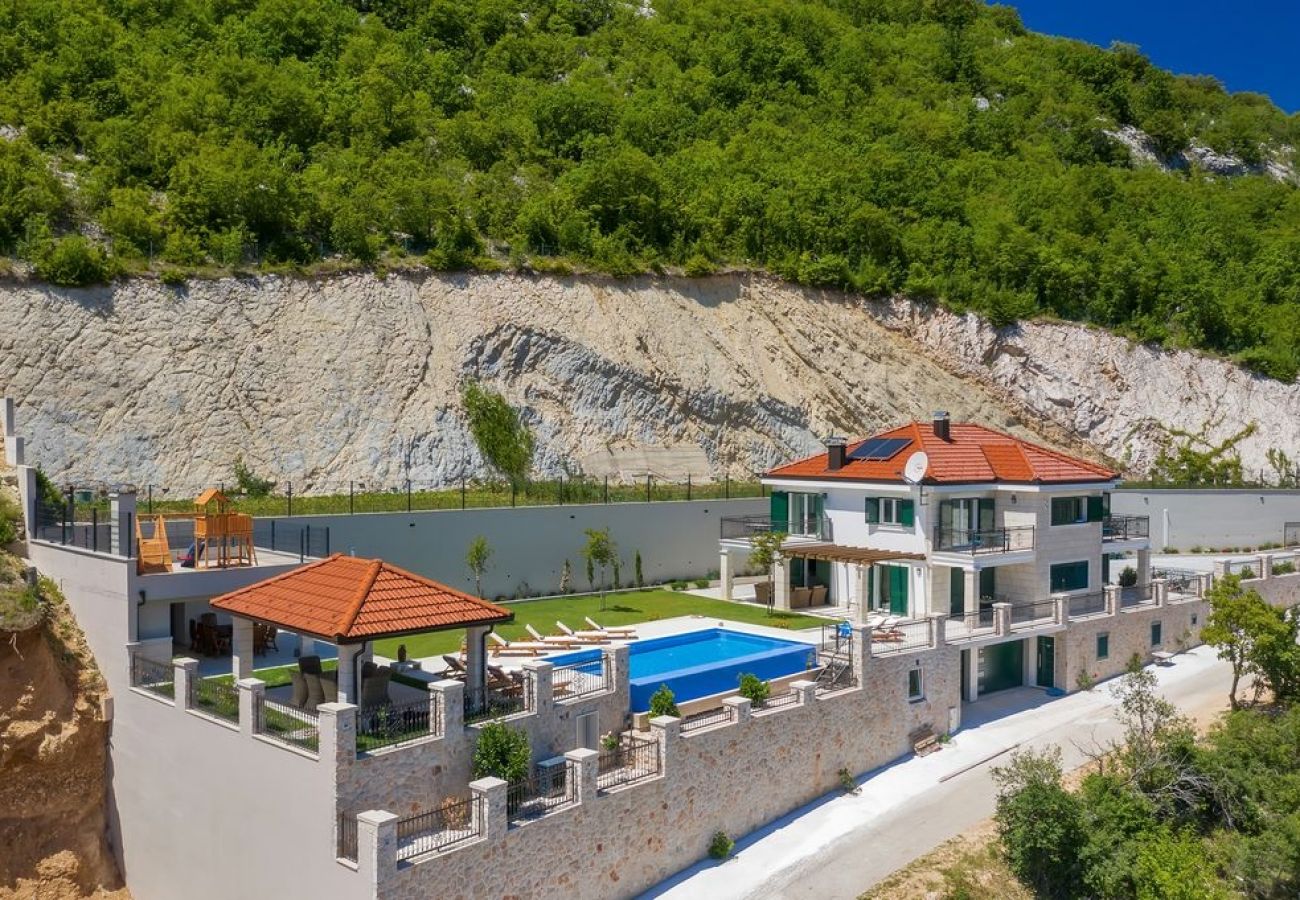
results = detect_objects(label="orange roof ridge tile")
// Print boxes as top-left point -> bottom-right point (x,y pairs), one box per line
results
335,557 -> 383,638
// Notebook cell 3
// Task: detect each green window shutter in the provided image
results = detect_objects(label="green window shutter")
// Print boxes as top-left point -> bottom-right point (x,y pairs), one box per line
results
867,566 -> 876,606
1051,497 -> 1070,526
770,491 -> 788,530
979,567 -> 996,601
1087,496 -> 1105,522
1097,633 -> 1109,660
949,568 -> 964,616
865,497 -> 879,524
899,499 -> 915,527
978,498 -> 995,531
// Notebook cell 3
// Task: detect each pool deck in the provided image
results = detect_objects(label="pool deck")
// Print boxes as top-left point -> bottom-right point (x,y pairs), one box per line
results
380,615 -> 825,679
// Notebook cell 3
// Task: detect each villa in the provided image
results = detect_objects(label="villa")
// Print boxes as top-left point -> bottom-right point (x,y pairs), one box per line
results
6,402 -> 1299,900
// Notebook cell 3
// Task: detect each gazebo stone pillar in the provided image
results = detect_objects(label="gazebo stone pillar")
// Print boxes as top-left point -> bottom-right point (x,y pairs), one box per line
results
335,642 -> 365,705
719,549 -> 734,602
230,618 -> 256,681
773,556 -> 791,611
465,625 -> 491,696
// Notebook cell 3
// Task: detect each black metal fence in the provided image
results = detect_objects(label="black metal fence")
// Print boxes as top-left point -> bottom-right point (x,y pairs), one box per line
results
720,514 -> 829,540
596,735 -> 661,793
680,705 -> 735,736
1102,515 -> 1150,541
356,698 -> 440,752
189,676 -> 240,724
1010,599 -> 1057,627
396,795 -> 483,859
870,618 -> 932,655
950,606 -> 997,634
256,695 -> 320,753
463,677 -> 532,726
251,520 -> 331,561
753,690 -> 800,714
130,654 -> 174,699
1120,584 -> 1156,609
1155,568 -> 1203,600
507,762 -> 576,823
32,492 -> 130,556
932,525 -> 1035,554
552,657 -> 611,702
1068,591 -> 1107,618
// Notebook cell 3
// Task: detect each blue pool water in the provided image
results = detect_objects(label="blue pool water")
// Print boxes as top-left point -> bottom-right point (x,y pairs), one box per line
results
549,628 -> 818,711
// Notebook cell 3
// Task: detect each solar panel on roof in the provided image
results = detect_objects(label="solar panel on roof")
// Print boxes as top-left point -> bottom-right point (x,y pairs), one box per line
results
848,437 -> 910,461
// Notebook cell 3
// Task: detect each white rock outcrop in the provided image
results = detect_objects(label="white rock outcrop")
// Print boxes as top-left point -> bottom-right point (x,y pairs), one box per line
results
0,272 -> 1295,489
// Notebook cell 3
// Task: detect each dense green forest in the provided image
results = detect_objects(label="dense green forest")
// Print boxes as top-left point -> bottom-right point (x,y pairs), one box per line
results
1,0 -> 1298,379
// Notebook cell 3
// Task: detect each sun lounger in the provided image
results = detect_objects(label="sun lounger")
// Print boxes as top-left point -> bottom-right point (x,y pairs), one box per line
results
524,624 -> 582,646
555,621 -> 611,644
583,616 -> 637,637
487,632 -> 548,656
442,655 -> 469,679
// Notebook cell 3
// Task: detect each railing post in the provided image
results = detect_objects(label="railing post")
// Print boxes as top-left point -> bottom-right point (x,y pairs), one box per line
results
1152,577 -> 1168,608
349,481 -> 354,515
470,777 -> 508,841
992,601 -> 1011,636
431,679 -> 464,735
565,747 -> 600,804
318,701 -> 356,772
686,473 -> 691,501
851,623 -> 870,678
91,507 -> 98,552
603,475 -> 608,505
791,679 -> 817,705
1258,554 -> 1272,581
1104,585 -> 1121,617
511,481 -> 517,507
928,612 -> 947,648
286,482 -> 293,517
721,695 -> 750,724
173,657 -> 198,713
725,473 -> 730,500
238,677 -> 265,738
649,714 -> 681,767
460,477 -> 465,510
1053,594 -> 1068,625
521,659 -> 553,713
356,810 -> 398,892
645,474 -> 651,503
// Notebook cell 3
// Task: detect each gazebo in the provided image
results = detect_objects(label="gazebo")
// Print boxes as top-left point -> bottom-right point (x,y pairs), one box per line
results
210,553 -> 513,702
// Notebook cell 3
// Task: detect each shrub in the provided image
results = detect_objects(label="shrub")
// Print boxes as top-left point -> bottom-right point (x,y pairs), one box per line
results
670,579 -> 688,591
599,732 -> 620,752
1189,546 -> 1204,554
472,722 -> 530,783
1076,669 -> 1096,692
1273,561 -> 1296,576
649,685 -> 679,718
992,749 -> 1084,898
0,492 -> 20,546
1119,566 -> 1138,587
1239,567 -> 1256,580
683,253 -> 715,277
838,767 -> 860,794
707,830 -> 734,860
35,235 -> 111,286
634,550 -> 643,588
693,578 -> 709,589
233,455 -> 275,498
737,673 -> 770,706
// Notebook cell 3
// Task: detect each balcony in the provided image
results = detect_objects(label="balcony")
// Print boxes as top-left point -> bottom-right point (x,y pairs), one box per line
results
932,525 -> 1035,555
1102,515 -> 1150,542
720,515 -> 829,541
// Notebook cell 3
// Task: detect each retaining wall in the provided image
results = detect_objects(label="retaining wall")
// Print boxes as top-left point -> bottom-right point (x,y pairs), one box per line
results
1112,489 -> 1300,550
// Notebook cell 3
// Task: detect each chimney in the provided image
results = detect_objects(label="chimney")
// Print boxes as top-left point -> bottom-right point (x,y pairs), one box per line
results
932,411 -> 951,441
824,436 -> 847,471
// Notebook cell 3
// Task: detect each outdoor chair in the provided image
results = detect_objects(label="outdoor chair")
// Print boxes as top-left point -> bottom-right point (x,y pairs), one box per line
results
809,585 -> 828,606
487,632 -> 547,656
188,619 -> 201,653
442,655 -> 469,680
302,671 -> 325,709
289,670 -> 308,709
791,587 -> 812,609
359,663 -> 392,708
487,665 -> 525,698
320,670 -> 338,704
583,616 -> 638,637
554,622 -> 611,644
753,581 -> 773,606
299,655 -> 323,676
524,623 -> 582,646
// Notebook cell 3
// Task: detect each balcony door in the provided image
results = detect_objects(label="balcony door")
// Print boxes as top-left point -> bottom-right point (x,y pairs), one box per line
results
940,498 -> 994,542
787,492 -> 824,537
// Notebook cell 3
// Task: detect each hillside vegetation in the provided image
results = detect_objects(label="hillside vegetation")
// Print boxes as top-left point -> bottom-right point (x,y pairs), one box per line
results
1,0 -> 1298,378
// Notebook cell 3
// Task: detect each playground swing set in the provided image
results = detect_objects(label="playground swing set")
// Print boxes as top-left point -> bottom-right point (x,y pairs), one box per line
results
135,489 -> 257,575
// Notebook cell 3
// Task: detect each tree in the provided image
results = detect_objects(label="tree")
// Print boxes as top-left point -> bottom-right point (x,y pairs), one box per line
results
461,382 -> 535,488
1203,575 -> 1289,708
649,684 -> 679,718
472,722 -> 530,783
748,530 -> 787,614
466,535 -> 492,598
581,527 -> 616,611
634,550 -> 644,588
992,748 -> 1084,898
233,456 -> 275,498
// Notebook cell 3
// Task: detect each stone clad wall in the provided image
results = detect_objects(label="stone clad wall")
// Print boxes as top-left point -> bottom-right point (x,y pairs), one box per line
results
1057,599 -> 1208,691
373,644 -> 960,900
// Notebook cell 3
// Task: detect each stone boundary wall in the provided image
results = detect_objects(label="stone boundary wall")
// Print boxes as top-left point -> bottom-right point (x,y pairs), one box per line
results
352,627 -> 960,900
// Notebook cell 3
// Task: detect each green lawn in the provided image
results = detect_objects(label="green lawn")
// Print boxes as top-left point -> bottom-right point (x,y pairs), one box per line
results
371,589 -> 827,660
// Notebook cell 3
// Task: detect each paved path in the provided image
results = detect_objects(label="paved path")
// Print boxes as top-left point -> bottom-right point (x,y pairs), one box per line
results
643,646 -> 1232,900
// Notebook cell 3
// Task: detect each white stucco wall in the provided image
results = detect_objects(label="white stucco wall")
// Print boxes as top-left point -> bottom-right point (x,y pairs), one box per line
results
1112,489 -> 1300,550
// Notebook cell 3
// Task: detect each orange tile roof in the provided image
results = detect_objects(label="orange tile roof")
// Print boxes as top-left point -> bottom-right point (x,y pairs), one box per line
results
210,554 -> 513,642
767,422 -> 1116,486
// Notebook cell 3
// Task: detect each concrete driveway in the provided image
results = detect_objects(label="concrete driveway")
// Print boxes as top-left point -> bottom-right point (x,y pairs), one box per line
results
642,646 -> 1233,900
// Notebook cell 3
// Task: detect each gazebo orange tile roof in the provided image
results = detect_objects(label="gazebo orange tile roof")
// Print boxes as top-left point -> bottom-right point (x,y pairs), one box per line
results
767,422 -> 1116,485
211,554 -> 513,642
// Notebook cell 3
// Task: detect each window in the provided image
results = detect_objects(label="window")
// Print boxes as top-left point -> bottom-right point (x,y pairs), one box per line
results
1151,621 -> 1163,647
907,667 -> 924,701
786,492 -> 824,536
1096,632 -> 1110,660
1050,561 -> 1089,592
1191,613 -> 1198,626
865,496 -> 914,527
1051,496 -> 1085,525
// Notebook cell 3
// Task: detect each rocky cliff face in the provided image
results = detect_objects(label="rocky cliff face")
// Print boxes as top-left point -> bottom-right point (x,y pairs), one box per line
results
0,272 -> 1296,489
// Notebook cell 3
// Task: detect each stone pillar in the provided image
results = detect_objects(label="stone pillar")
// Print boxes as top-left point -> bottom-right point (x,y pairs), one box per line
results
465,625 -> 490,696
607,642 -> 631,710
298,633 -> 316,658
1212,559 -> 1229,584
649,714 -> 681,767
109,490 -> 136,558
791,679 -> 817,705
1052,594 -> 1069,625
1104,585 -> 1121,617
18,466 -> 37,539
928,612 -> 947,648
522,658 -> 553,714
356,810 -> 398,893
1136,547 -> 1152,585
565,747 -> 601,804
720,549 -> 734,602
992,601 -> 1011,636
470,777 -> 508,841
1258,554 -> 1272,581
851,623 -> 871,681
1,396 -> 13,440
722,695 -> 751,724
963,569 -> 979,615
238,677 -> 265,737
431,679 -> 464,736
855,565 -> 869,621
230,618 -> 256,682
1151,577 -> 1168,608
318,701 -> 357,775
964,648 -> 980,703
173,657 -> 198,711
773,556 -> 791,611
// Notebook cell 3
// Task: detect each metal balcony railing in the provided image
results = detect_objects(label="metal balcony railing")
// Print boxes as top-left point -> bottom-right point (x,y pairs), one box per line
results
1102,515 -> 1150,541
720,515 -> 828,541
932,525 -> 1035,554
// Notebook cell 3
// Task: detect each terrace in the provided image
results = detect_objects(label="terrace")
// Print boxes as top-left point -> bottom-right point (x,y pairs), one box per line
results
931,525 -> 1036,556
1102,515 -> 1151,543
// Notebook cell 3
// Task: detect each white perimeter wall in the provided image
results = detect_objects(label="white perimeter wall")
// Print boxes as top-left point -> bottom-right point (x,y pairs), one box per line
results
259,498 -> 766,599
1112,490 -> 1300,549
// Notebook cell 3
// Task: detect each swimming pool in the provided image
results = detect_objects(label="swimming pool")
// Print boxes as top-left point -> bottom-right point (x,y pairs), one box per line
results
549,629 -> 819,711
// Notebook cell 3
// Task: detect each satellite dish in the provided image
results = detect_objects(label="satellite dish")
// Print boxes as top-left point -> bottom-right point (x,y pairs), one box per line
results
902,451 -> 929,485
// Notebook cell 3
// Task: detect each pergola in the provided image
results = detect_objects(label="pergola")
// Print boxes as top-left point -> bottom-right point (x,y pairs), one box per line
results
779,542 -> 926,617
211,553 -> 513,702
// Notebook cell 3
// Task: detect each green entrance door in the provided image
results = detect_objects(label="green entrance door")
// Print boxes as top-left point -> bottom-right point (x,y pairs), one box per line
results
979,641 -> 1024,695
949,568 -> 964,616
1036,636 -> 1055,689
888,565 -> 910,616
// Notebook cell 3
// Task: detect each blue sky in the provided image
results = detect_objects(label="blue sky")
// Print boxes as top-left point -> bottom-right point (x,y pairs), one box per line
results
1002,1 -> 1300,113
